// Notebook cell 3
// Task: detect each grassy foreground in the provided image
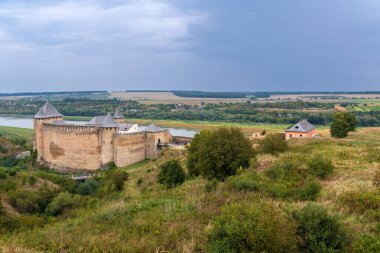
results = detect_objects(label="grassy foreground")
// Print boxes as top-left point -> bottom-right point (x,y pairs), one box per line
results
0,127 -> 379,252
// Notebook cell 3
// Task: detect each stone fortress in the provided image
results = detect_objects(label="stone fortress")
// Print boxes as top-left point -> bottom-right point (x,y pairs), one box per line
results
33,101 -> 172,171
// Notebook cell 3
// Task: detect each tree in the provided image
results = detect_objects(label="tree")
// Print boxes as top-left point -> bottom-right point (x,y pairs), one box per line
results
157,160 -> 186,188
330,112 -> 357,138
187,127 -> 254,181
308,155 -> 334,179
259,133 -> 288,155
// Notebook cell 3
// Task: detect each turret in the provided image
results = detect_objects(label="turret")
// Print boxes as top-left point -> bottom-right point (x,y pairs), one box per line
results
33,101 -> 63,160
99,112 -> 118,165
113,106 -> 124,123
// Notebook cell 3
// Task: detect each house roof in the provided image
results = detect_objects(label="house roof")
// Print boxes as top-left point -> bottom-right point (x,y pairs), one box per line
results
285,119 -> 315,133
141,123 -> 164,132
34,101 -> 63,119
114,107 -> 124,119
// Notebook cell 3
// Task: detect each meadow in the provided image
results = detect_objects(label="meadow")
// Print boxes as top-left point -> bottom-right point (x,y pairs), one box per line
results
0,126 -> 379,252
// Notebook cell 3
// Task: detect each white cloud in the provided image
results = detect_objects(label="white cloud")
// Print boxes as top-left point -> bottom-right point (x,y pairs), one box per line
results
0,0 -> 206,52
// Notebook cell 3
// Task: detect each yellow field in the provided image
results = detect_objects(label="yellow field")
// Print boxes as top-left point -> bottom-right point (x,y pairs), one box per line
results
110,91 -> 249,104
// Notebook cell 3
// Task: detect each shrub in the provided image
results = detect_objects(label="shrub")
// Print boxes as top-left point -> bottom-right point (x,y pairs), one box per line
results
157,160 -> 186,188
298,177 -> 321,201
8,190 -> 41,213
373,169 -> 380,190
259,133 -> 288,155
308,155 -> 334,178
28,176 -> 37,186
109,170 -> 129,191
7,169 -> 17,176
292,204 -> 349,252
77,179 -> 100,196
0,179 -> 16,192
0,171 -> 7,179
187,127 -> 254,181
204,179 -> 218,192
136,178 -> 143,186
339,190 -> 380,215
45,192 -> 81,216
207,201 -> 298,253
353,234 -> 380,253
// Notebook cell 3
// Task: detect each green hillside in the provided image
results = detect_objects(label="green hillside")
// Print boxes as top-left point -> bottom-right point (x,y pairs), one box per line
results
0,128 -> 379,252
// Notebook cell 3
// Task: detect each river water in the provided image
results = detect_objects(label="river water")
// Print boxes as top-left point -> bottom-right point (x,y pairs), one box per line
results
0,115 -> 197,138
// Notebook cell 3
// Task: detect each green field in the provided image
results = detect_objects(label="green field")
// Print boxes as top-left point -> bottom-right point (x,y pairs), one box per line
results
0,126 -> 33,140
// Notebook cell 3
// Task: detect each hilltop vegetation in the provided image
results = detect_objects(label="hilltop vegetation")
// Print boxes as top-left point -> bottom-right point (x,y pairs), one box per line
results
0,126 -> 379,252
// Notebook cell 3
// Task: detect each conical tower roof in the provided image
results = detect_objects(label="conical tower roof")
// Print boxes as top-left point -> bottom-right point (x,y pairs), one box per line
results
113,106 -> 124,119
100,112 -> 118,128
141,123 -> 164,132
34,101 -> 63,119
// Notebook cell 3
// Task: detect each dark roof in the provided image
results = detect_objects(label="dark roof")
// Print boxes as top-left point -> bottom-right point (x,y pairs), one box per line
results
285,119 -> 315,133
141,123 -> 164,132
99,112 -> 118,128
87,113 -> 117,128
114,107 -> 124,119
88,116 -> 106,125
34,101 -> 63,119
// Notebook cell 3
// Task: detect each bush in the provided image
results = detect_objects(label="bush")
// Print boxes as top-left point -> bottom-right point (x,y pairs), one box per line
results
0,171 -> 7,179
77,179 -> 100,196
339,190 -> 380,215
207,201 -> 298,253
259,133 -> 288,155
292,204 -> 349,252
136,178 -> 143,186
204,179 -> 218,192
157,160 -> 186,188
109,170 -> 129,191
8,190 -> 41,213
353,234 -> 380,253
298,177 -> 322,201
45,192 -> 81,216
7,169 -> 17,176
308,155 -> 334,178
373,169 -> 380,190
187,127 -> 254,181
28,176 -> 37,186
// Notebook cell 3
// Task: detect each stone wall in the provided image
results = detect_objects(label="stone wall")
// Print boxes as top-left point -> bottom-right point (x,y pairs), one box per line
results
114,132 -> 147,167
41,124 -> 102,170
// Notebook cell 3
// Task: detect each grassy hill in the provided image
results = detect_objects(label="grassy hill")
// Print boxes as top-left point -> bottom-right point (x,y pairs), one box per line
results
0,128 -> 379,252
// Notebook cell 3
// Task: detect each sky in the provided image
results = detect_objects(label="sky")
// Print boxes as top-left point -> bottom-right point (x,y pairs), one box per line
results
0,0 -> 380,92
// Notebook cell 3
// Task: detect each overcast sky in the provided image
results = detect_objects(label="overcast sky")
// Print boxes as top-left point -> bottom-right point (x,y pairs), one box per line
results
0,0 -> 379,92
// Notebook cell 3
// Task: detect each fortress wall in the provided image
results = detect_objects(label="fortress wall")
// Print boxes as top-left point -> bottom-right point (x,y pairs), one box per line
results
114,132 -> 147,167
42,124 -> 102,170
145,131 -> 172,159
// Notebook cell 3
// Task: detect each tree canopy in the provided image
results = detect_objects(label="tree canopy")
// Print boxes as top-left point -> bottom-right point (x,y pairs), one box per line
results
187,127 -> 254,181
330,112 -> 357,138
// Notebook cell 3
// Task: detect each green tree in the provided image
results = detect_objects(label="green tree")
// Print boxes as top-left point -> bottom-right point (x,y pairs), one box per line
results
330,112 -> 357,138
187,127 -> 254,181
259,133 -> 288,155
45,192 -> 81,216
187,130 -> 210,177
157,160 -> 186,188
292,204 -> 349,252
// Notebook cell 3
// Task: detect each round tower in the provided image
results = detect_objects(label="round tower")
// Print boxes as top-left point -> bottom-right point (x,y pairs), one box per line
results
100,112 -> 118,166
33,101 -> 63,160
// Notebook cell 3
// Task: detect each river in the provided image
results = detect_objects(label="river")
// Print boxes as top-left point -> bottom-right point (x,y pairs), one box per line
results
0,115 -> 197,138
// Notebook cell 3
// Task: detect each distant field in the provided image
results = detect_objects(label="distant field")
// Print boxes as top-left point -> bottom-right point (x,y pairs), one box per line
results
111,91 -> 249,104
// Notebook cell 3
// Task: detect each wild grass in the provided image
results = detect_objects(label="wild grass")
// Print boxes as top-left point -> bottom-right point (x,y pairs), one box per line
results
0,127 -> 379,252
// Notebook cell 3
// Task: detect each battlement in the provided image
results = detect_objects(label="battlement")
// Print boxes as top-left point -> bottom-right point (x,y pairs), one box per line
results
43,123 -> 99,133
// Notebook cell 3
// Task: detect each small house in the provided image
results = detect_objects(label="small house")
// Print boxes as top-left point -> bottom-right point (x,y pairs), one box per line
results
285,119 -> 316,140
